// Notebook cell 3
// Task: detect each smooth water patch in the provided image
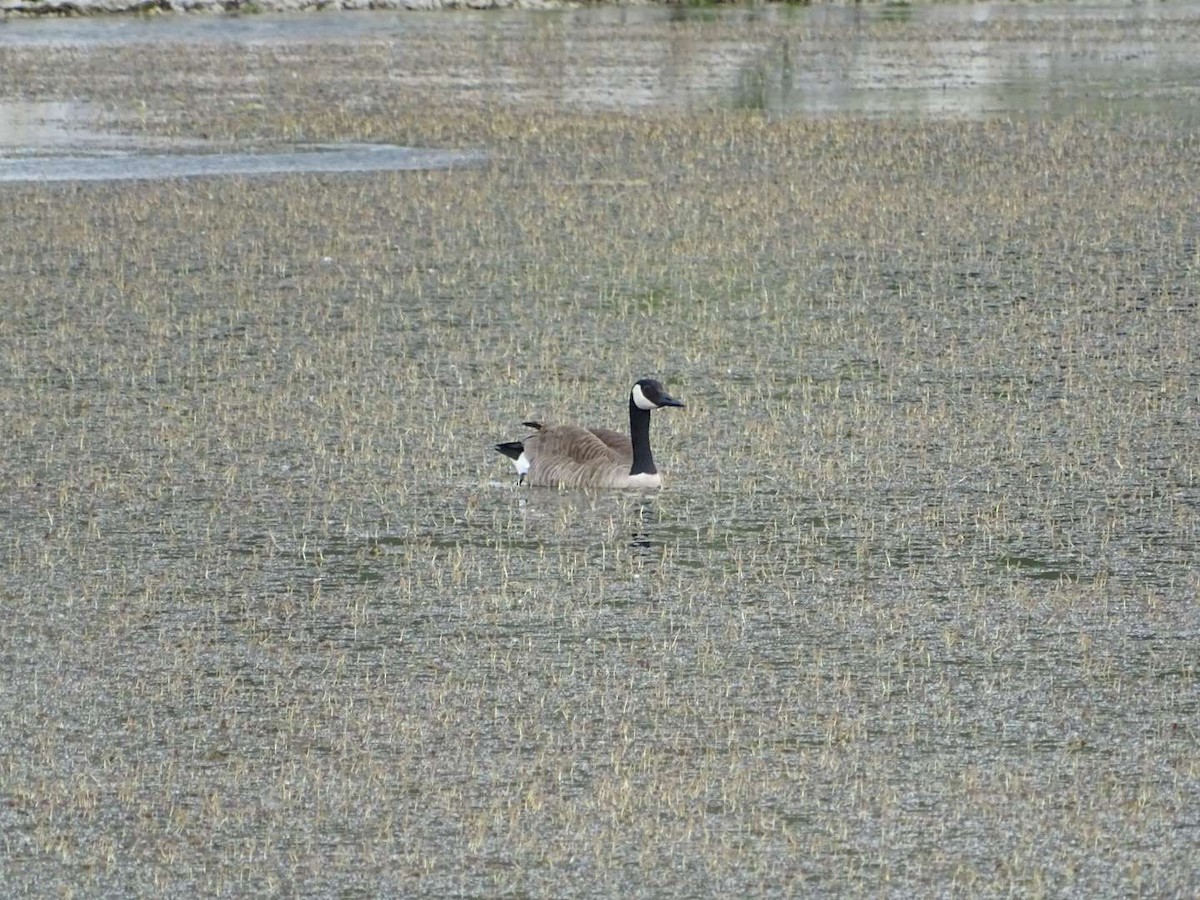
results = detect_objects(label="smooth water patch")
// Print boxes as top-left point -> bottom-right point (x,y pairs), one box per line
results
0,142 -> 485,183
2,3 -> 1199,121
0,100 -> 482,181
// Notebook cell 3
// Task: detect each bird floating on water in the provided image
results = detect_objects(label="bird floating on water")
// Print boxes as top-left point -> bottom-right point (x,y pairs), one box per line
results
495,378 -> 685,489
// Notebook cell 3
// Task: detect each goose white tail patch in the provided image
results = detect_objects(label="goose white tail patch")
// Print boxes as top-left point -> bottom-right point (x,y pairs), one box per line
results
631,383 -> 656,410
513,452 -> 530,476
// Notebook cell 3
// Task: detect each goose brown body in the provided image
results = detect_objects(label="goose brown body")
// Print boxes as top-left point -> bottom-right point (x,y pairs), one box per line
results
521,424 -> 648,489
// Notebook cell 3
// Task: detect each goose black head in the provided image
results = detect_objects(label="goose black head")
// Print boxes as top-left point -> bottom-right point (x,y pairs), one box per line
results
631,378 -> 685,411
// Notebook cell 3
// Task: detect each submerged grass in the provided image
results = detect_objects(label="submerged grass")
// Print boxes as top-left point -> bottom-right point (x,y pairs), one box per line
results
2,12 -> 1199,899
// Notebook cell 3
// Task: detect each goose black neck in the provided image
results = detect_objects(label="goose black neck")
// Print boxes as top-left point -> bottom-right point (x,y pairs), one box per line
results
629,397 -> 656,475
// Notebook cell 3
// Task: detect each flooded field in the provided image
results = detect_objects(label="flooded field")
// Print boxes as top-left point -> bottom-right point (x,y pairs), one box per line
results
2,3 -> 1198,896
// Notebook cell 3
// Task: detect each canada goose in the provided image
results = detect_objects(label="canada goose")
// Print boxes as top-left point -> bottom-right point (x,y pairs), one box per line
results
495,378 -> 685,489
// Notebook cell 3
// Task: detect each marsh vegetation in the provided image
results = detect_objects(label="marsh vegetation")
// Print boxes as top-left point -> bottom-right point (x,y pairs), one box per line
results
1,5 -> 1198,896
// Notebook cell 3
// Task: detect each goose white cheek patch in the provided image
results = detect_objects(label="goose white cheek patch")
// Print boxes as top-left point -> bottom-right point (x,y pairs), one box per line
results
631,384 -> 656,410
515,452 -> 531,476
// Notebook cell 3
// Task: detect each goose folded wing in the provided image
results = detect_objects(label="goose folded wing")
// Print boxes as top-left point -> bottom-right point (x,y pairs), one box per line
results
587,428 -> 633,461
528,425 -> 628,466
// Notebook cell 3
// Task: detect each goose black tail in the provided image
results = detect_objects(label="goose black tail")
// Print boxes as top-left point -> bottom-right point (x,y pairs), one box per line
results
495,441 -> 524,461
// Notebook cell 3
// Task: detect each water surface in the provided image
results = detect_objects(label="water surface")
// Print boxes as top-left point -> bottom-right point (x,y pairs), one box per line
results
1,3 -> 1197,897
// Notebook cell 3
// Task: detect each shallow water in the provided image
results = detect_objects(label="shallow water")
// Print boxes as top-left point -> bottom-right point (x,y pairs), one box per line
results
3,1 -> 1199,181
0,139 -> 483,181
0,101 -> 482,180
1,3 -> 1198,898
